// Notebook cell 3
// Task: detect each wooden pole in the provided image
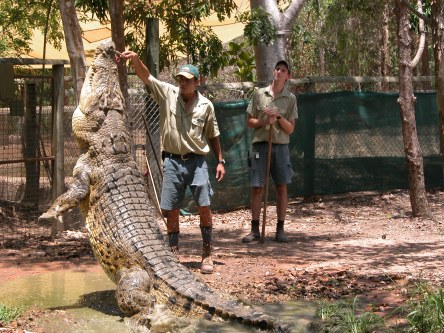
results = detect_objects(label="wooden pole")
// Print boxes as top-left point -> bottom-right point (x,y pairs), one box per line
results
260,127 -> 273,243
142,114 -> 162,178
144,152 -> 166,225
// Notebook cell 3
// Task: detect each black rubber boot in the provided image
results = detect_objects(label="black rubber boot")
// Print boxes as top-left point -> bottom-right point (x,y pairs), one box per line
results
167,232 -> 180,258
242,220 -> 260,243
275,221 -> 289,243
200,226 -> 213,274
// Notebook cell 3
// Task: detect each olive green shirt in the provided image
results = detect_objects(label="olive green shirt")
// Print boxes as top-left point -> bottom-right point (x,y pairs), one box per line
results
146,76 -> 220,155
247,86 -> 298,144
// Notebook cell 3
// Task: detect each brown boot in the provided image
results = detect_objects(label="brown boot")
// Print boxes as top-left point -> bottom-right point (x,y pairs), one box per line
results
201,248 -> 214,274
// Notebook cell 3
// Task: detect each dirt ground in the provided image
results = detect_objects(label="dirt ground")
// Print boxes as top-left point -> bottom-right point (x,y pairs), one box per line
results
1,188 -> 444,332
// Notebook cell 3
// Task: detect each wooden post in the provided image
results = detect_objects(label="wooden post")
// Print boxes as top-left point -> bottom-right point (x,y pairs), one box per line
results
146,17 -> 159,78
52,64 -> 65,201
51,64 -> 65,234
22,82 -> 39,206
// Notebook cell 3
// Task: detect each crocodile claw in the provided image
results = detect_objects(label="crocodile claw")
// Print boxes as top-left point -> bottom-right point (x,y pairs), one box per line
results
38,211 -> 59,227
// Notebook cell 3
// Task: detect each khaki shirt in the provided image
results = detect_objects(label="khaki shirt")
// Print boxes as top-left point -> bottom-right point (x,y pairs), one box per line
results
247,86 -> 298,144
147,76 -> 220,155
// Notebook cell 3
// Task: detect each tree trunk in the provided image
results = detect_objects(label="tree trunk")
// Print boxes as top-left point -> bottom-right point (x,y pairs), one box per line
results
250,0 -> 307,82
431,0 -> 444,180
109,0 -> 130,119
380,0 -> 390,91
58,0 -> 86,104
421,37 -> 431,90
316,2 -> 326,76
396,0 -> 430,218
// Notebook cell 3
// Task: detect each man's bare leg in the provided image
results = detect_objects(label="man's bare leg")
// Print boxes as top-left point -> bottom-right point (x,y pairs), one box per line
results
166,209 -> 180,257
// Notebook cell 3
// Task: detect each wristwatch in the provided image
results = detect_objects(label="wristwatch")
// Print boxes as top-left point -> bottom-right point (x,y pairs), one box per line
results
218,159 -> 226,164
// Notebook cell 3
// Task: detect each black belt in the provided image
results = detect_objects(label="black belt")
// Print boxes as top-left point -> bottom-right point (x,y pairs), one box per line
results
162,151 -> 198,161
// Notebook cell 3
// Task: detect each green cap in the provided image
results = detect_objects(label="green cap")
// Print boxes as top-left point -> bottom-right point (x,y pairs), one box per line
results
176,64 -> 199,79
275,60 -> 291,73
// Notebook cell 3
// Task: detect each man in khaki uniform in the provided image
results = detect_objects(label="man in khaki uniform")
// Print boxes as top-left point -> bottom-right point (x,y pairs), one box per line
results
121,51 -> 225,274
242,60 -> 297,243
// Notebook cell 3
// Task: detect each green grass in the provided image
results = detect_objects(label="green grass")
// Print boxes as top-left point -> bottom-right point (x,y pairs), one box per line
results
312,296 -> 385,333
0,303 -> 23,324
311,282 -> 444,333
405,282 -> 444,333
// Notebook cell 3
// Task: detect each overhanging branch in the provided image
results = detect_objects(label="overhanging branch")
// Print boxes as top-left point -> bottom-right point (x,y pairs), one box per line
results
402,0 -> 431,25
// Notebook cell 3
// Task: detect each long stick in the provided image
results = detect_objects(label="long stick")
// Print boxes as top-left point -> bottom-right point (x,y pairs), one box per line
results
144,153 -> 166,225
142,114 -> 163,179
260,127 -> 273,243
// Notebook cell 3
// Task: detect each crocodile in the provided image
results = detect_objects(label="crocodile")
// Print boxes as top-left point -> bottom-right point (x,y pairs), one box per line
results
39,40 -> 290,332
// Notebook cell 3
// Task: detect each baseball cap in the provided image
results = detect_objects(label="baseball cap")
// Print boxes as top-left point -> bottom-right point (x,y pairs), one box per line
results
275,60 -> 291,73
176,64 -> 199,79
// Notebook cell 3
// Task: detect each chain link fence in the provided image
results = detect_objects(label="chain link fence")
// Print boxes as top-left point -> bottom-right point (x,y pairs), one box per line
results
0,74 -> 54,245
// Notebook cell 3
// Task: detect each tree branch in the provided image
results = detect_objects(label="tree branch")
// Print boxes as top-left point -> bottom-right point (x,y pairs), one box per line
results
402,0 -> 431,25
410,0 -> 426,68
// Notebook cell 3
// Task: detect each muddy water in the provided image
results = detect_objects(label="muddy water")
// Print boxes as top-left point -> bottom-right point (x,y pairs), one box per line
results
0,270 -> 315,332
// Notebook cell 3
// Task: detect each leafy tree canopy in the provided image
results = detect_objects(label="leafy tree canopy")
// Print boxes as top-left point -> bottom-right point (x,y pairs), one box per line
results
153,0 -> 237,76
75,0 -> 238,78
237,7 -> 277,46
0,0 -> 64,57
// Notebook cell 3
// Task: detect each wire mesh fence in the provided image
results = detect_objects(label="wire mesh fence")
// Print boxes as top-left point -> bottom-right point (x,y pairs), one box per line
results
0,71 -> 439,244
0,74 -> 54,245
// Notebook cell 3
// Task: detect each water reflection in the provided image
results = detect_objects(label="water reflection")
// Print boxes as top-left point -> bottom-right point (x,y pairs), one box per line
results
0,270 -> 315,332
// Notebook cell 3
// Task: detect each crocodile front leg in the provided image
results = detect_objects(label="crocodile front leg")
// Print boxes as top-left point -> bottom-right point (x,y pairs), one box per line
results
39,153 -> 91,223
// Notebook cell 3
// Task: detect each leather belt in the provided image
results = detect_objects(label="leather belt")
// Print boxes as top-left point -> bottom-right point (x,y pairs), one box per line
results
162,151 -> 198,161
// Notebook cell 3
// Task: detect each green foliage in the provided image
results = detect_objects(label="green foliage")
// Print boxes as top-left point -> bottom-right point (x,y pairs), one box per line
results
314,297 -> 385,333
237,7 -> 277,46
288,0 -> 395,77
226,40 -> 256,81
194,29 -> 228,78
153,0 -> 237,77
75,0 -> 108,22
0,0 -> 64,57
315,300 -> 341,321
77,0 -> 236,78
406,283 -> 444,333
73,0 -> 151,61
0,303 -> 22,324
409,0 -> 432,33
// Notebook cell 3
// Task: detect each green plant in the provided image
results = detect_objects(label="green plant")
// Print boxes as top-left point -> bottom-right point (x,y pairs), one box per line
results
314,297 -> 385,333
226,40 -> 256,82
342,298 -> 384,333
316,300 -> 341,321
236,7 -> 277,46
0,303 -> 22,324
406,283 -> 444,333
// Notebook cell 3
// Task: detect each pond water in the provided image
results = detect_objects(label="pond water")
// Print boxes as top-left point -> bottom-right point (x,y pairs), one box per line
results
0,270 -> 315,332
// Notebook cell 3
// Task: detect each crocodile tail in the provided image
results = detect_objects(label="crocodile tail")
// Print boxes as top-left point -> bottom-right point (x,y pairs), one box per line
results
202,299 -> 291,332
150,261 -> 290,331
166,292 -> 290,332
